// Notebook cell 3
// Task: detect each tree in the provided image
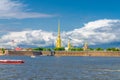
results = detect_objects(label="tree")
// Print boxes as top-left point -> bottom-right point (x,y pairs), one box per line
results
106,48 -> 112,51
96,48 -> 104,51
69,48 -> 76,51
33,47 -> 44,51
54,47 -> 65,51
2,48 -> 5,54
43,48 -> 51,51
111,48 -> 120,51
33,47 -> 52,51
76,48 -> 83,51
89,48 -> 94,51
68,48 -> 83,51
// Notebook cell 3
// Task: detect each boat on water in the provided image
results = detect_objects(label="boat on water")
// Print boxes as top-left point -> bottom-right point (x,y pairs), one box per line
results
0,60 -> 24,64
31,55 -> 36,58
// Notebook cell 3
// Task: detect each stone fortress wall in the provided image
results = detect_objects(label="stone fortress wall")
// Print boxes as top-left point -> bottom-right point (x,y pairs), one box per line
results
53,51 -> 120,57
0,49 -> 120,57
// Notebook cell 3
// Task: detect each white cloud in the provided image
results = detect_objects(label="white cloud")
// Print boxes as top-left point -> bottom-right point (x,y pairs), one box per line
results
0,0 -> 53,19
0,19 -> 120,48
63,19 -> 120,46
0,30 -> 56,48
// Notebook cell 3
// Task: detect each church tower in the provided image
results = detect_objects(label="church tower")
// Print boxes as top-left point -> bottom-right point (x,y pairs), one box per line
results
68,40 -> 71,50
83,42 -> 88,51
56,20 -> 61,48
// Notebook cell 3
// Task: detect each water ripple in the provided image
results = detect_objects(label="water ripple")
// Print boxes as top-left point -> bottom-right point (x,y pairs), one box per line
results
0,56 -> 120,80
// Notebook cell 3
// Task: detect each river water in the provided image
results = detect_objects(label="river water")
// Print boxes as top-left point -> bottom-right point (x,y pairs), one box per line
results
0,56 -> 120,80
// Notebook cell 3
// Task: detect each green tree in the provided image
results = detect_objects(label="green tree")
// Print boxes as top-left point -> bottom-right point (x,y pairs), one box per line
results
111,48 -> 120,51
76,48 -> 83,51
89,48 -> 94,51
54,47 -> 65,51
43,48 -> 47,51
69,48 -> 83,51
33,47 -> 44,51
106,48 -> 112,51
69,48 -> 76,51
33,47 -> 51,51
96,48 -> 104,51
43,48 -> 51,51
46,48 -> 51,51
2,48 -> 5,54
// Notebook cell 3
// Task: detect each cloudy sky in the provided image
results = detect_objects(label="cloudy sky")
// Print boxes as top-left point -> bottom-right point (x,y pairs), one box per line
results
0,0 -> 120,48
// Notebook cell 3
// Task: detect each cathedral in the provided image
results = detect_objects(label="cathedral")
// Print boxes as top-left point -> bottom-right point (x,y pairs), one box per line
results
55,20 -> 72,50
55,20 -> 88,50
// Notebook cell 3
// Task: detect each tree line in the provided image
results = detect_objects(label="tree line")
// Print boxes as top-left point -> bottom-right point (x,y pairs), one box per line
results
32,47 -> 120,51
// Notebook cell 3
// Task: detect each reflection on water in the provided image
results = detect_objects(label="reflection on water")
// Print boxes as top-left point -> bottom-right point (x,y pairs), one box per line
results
0,56 -> 120,80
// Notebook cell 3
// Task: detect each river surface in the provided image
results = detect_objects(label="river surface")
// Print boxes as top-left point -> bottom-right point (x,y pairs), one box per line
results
0,56 -> 120,80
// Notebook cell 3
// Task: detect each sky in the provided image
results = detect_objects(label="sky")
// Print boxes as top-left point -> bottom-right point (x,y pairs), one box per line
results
0,0 -> 120,48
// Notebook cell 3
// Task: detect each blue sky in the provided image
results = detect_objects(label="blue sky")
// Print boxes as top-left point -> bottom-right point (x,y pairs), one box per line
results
1,0 -> 120,31
0,0 -> 120,48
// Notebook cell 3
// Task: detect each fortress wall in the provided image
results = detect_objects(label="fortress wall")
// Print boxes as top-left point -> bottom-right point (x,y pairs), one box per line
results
0,50 -> 49,56
54,51 -> 87,56
42,51 -> 51,56
8,51 -> 42,56
1,50 -> 120,57
88,51 -> 120,56
54,51 -> 120,57
8,51 -> 34,56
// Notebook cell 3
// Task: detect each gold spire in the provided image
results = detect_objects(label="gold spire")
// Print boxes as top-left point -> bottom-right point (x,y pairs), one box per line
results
58,20 -> 60,37
56,20 -> 61,48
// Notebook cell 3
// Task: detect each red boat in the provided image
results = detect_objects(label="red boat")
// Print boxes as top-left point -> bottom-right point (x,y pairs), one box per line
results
0,60 -> 24,64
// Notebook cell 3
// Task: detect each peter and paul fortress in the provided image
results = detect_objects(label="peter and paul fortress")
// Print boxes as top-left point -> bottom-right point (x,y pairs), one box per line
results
0,20 -> 120,57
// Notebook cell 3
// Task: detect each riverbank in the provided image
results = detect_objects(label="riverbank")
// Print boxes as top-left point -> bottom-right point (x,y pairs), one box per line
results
1,50 -> 120,57
53,51 -> 120,57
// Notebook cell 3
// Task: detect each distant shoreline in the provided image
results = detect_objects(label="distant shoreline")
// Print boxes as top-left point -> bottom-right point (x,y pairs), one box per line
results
2,50 -> 120,57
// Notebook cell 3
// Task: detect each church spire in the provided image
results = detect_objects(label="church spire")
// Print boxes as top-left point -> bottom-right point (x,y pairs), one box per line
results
58,20 -> 60,37
56,20 -> 62,48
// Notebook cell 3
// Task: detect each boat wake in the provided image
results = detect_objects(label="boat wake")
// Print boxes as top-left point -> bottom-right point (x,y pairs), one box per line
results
95,68 -> 120,72
103,69 -> 120,72
31,55 -> 36,58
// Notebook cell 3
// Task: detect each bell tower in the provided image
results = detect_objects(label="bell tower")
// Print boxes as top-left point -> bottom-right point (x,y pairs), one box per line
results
56,20 -> 61,48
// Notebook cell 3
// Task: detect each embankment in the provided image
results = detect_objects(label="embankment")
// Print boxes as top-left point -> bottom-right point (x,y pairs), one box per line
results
54,51 -> 120,57
7,51 -> 42,56
1,50 -> 120,57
